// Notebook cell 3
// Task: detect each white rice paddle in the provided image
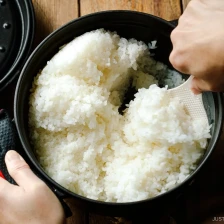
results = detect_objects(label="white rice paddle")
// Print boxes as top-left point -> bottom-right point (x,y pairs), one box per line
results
168,76 -> 208,123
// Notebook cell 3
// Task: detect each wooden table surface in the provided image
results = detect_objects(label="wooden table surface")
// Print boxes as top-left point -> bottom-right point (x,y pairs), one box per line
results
4,0 -> 224,223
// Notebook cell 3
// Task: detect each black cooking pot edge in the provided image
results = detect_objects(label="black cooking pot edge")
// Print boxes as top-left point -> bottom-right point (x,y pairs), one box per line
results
13,10 -> 224,217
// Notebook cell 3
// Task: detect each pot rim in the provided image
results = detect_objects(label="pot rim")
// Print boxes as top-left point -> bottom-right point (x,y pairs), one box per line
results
14,10 -> 224,206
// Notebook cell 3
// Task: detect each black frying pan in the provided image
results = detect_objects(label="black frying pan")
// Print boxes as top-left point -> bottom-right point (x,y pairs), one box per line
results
13,11 -> 223,217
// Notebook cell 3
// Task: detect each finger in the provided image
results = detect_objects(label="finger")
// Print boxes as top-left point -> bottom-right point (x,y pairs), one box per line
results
169,50 -> 190,74
169,30 -> 191,75
5,150 -> 43,190
190,77 -> 211,94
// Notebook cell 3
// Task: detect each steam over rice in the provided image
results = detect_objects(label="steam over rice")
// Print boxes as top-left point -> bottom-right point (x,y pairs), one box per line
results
29,29 -> 210,202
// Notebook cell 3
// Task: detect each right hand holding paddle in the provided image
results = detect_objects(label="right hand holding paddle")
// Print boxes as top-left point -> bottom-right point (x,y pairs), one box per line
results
169,0 -> 224,94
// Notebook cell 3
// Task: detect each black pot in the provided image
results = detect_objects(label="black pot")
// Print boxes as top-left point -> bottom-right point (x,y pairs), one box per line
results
14,11 -> 223,217
0,0 -> 35,91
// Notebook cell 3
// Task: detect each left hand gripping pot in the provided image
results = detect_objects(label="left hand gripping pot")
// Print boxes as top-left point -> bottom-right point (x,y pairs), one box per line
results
0,109 -> 73,217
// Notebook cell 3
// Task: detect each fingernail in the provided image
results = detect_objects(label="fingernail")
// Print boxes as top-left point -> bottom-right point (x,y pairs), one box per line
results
6,151 -> 23,162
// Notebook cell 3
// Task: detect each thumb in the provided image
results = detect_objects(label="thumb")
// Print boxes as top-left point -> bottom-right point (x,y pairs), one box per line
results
190,77 -> 212,94
5,150 -> 42,189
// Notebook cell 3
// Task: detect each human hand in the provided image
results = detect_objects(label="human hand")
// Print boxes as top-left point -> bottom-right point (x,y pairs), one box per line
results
0,150 -> 65,224
169,0 -> 224,94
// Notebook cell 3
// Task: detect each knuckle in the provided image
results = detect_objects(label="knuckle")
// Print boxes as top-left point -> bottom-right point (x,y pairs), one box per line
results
169,51 -> 188,73
170,30 -> 176,42
169,51 -> 175,64
170,29 -> 178,42
178,15 -> 184,24
10,163 -> 30,176
170,29 -> 183,46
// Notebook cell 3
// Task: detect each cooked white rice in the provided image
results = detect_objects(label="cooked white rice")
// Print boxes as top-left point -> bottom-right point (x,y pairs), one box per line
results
29,29 -> 210,202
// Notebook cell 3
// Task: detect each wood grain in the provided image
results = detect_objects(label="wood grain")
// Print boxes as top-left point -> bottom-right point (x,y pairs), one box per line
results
182,0 -> 191,10
64,199 -> 88,224
32,0 -> 78,46
80,0 -> 181,20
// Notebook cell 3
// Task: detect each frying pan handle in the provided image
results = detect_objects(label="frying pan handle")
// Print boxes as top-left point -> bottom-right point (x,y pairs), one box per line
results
0,109 -> 72,217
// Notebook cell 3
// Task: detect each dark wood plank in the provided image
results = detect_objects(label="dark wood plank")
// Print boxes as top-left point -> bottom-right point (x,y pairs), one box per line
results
64,199 -> 88,224
32,0 -> 78,46
80,0 -> 181,20
89,214 -> 132,224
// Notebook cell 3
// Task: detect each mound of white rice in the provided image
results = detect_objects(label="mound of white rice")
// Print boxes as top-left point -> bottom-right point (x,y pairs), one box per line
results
29,29 -> 210,202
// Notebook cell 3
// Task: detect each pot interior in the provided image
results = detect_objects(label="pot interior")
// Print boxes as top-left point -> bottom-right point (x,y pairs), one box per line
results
15,11 -> 223,212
